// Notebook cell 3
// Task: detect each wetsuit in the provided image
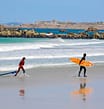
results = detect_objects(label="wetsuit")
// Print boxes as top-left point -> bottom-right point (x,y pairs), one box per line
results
78,56 -> 87,77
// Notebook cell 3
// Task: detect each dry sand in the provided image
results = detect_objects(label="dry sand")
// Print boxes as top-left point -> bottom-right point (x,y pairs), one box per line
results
0,64 -> 104,109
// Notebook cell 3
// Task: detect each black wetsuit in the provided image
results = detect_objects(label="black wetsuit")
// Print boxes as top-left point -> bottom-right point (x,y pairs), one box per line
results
78,57 -> 87,77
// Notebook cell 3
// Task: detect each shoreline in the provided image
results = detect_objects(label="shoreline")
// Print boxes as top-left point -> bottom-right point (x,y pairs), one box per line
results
0,63 -> 104,109
0,63 -> 103,86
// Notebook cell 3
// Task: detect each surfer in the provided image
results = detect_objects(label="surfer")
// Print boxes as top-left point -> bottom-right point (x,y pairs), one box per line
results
14,57 -> 26,76
78,53 -> 87,77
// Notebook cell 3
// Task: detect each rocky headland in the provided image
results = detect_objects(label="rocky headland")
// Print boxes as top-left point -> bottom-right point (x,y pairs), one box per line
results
0,20 -> 104,39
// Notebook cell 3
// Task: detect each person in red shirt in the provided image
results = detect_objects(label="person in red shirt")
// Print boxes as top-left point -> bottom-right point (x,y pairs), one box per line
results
14,57 -> 26,76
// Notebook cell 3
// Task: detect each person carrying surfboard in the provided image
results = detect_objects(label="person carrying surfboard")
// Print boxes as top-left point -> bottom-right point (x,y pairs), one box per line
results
78,53 -> 87,77
14,57 -> 26,76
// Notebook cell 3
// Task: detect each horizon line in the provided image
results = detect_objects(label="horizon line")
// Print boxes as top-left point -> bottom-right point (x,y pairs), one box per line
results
0,20 -> 104,24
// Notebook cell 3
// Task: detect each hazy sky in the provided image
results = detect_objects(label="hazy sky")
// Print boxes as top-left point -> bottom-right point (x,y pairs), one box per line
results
0,0 -> 103,23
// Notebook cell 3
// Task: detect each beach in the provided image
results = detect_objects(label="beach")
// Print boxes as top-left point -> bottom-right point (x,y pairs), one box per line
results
0,38 -> 104,109
0,64 -> 104,109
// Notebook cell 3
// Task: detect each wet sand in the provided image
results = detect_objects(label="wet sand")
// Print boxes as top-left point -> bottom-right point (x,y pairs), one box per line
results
0,64 -> 104,109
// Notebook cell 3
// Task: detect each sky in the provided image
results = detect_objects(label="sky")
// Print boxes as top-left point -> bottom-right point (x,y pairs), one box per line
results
0,0 -> 104,23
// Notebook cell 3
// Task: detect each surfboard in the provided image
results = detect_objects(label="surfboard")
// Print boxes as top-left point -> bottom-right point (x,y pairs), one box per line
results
0,71 -> 16,76
70,58 -> 93,67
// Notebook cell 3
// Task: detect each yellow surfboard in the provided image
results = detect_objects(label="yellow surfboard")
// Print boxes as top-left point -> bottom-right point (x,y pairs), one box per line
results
70,57 -> 93,67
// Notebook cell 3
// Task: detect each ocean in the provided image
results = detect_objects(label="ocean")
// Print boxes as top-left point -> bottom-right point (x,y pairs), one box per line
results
0,37 -> 104,72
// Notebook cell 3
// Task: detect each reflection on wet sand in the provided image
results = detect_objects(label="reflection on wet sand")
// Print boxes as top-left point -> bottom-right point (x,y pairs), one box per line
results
71,78 -> 93,101
19,88 -> 25,96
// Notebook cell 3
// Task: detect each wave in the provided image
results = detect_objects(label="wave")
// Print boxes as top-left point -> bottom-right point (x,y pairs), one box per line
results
0,53 -> 104,60
59,41 -> 104,46
0,43 -> 58,52
0,40 -> 104,52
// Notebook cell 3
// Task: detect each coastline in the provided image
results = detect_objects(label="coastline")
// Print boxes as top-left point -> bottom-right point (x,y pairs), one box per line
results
0,22 -> 104,39
0,63 -> 104,87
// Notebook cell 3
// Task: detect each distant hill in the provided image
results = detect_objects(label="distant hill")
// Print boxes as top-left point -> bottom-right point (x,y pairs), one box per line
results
6,22 -> 22,26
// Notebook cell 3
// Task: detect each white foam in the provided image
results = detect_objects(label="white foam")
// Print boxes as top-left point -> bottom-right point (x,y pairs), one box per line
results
0,52 -> 104,61
59,41 -> 104,46
0,39 -> 104,72
18,73 -> 30,78
0,43 -> 58,52
0,43 -> 39,52
0,40 -> 103,52
56,38 -> 65,42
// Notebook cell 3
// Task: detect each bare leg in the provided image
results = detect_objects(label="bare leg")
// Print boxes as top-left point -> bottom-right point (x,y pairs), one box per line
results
15,67 -> 20,76
21,67 -> 25,74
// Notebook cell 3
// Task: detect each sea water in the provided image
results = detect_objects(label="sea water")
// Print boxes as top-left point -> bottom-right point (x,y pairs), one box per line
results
0,37 -> 104,71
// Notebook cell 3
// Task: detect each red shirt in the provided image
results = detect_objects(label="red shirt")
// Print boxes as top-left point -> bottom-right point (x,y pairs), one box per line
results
19,59 -> 25,67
